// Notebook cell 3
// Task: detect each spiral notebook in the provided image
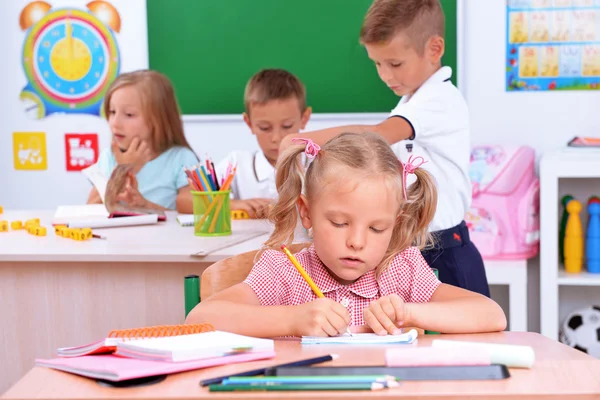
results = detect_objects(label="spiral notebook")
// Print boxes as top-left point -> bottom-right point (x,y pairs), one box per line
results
57,324 -> 215,357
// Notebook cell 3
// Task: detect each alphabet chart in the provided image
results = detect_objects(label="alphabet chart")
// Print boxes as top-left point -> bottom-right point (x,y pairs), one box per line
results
507,0 -> 600,91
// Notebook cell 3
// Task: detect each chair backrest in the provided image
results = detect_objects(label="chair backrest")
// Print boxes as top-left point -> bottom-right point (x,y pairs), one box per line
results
200,242 -> 311,300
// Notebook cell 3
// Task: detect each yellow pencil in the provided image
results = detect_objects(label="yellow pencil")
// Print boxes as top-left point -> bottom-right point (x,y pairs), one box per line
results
280,245 -> 353,336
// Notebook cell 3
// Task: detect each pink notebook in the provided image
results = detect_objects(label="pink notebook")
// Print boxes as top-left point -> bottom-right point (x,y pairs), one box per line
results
36,351 -> 275,381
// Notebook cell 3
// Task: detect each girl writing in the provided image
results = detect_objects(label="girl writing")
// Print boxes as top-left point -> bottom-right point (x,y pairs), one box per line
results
87,70 -> 197,213
186,132 -> 506,337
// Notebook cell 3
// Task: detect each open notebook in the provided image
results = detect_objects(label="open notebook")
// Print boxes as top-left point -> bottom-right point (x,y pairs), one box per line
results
301,329 -> 418,345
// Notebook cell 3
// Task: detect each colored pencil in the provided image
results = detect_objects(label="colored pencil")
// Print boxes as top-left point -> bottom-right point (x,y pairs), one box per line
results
209,382 -> 386,392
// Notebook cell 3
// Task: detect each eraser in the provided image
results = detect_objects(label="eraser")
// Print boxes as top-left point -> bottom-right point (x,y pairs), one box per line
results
431,339 -> 535,368
386,347 -> 491,367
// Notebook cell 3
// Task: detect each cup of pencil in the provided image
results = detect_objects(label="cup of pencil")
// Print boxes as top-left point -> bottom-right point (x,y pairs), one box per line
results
185,160 -> 236,237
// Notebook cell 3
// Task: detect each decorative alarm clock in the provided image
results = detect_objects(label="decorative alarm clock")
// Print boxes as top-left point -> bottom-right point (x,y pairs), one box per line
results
19,1 -> 121,119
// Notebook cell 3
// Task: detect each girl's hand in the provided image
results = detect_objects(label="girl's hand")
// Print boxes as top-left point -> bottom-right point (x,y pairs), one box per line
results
116,173 -> 149,208
291,298 -> 350,337
363,294 -> 407,336
231,198 -> 272,219
112,137 -> 152,174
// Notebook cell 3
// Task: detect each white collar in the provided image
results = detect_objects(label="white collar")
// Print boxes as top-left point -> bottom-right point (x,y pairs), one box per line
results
254,151 -> 275,182
401,66 -> 452,103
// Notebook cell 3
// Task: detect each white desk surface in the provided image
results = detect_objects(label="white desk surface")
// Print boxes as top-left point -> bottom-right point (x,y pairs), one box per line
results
0,210 -> 289,263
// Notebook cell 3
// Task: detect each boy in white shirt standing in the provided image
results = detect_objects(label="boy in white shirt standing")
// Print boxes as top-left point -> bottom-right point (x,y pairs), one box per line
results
217,69 -> 312,218
279,0 -> 490,296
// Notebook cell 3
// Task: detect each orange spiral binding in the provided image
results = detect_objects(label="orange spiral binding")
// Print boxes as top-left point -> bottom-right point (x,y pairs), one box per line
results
107,324 -> 214,340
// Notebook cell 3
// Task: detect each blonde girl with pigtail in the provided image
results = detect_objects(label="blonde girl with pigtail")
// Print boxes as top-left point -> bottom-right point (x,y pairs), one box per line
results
186,132 -> 506,337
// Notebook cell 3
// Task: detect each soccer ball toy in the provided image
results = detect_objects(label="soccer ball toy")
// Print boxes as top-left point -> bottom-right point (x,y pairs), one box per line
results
559,305 -> 600,358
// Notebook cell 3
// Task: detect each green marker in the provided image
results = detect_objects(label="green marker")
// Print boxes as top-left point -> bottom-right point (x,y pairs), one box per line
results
184,275 -> 200,318
425,268 -> 440,335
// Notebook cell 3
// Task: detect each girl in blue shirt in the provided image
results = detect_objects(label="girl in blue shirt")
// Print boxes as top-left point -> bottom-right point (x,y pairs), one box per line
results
87,70 -> 198,213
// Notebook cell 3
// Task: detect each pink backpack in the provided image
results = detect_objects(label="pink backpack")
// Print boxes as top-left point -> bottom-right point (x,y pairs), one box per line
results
465,145 -> 540,260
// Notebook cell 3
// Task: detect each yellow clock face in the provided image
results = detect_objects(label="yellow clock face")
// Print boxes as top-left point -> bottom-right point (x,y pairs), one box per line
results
50,38 -> 92,81
49,19 -> 92,82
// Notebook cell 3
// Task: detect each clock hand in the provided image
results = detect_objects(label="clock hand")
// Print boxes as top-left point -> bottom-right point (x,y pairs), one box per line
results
66,18 -> 73,60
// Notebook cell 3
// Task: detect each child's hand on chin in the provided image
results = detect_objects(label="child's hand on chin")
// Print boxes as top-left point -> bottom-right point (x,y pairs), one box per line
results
112,137 -> 152,174
363,294 -> 407,336
291,298 -> 350,337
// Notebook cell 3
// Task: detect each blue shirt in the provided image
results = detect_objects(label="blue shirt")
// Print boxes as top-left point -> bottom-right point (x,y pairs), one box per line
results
96,146 -> 198,209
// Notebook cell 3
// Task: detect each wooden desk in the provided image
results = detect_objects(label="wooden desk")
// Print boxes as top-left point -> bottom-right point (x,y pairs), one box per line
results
3,332 -> 600,400
0,210 -> 279,394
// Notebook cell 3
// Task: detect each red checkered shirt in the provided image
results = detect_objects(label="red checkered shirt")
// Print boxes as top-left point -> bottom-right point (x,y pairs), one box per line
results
244,245 -> 441,327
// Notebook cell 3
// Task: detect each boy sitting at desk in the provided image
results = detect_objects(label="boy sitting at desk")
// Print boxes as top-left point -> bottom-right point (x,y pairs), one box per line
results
216,69 -> 312,219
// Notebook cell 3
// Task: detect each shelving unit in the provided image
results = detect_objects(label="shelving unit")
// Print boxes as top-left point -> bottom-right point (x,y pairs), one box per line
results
540,149 -> 600,340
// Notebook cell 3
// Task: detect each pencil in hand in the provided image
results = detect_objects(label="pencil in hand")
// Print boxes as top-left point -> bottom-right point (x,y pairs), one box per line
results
280,245 -> 353,337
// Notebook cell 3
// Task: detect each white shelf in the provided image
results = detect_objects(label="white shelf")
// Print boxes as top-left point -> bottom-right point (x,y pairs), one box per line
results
540,149 -> 600,340
558,270 -> 600,286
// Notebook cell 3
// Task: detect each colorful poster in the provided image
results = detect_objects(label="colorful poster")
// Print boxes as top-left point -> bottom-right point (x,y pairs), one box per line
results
18,1 -> 121,119
507,0 -> 600,91
64,133 -> 99,171
13,132 -> 47,171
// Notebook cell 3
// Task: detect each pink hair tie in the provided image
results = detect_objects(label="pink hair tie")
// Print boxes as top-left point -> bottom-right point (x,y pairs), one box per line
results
401,155 -> 427,199
292,138 -> 321,159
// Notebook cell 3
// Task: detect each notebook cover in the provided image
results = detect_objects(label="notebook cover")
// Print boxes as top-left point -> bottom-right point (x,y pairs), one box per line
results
36,351 -> 276,381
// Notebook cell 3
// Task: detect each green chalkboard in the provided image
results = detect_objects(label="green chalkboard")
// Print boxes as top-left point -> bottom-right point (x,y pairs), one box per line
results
147,1 -> 457,115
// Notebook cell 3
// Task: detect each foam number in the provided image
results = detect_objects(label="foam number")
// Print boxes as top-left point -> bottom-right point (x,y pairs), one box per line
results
81,228 -> 93,239
0,221 -> 8,232
33,226 -> 47,236
564,199 -> 583,273
11,221 -> 23,230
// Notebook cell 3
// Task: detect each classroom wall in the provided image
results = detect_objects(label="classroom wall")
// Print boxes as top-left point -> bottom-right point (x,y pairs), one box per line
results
2,0 -> 599,333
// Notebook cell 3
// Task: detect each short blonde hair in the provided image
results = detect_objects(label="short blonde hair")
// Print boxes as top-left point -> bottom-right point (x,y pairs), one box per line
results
264,132 -> 437,277
103,70 -> 194,154
360,0 -> 445,54
244,69 -> 306,114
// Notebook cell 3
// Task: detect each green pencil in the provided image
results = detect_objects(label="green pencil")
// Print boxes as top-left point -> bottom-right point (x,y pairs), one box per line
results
209,382 -> 386,392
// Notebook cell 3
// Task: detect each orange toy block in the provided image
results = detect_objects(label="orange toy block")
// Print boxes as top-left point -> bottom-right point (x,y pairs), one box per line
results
0,221 -> 8,232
